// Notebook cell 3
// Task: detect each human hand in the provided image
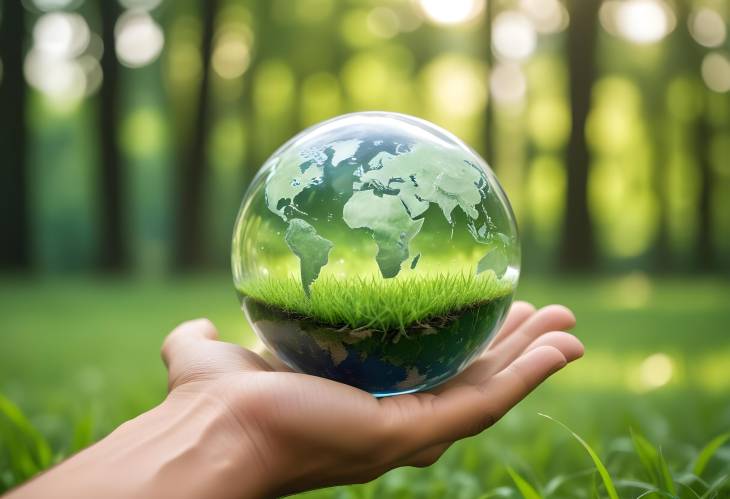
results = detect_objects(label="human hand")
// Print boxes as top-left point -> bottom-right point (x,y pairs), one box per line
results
160,301 -> 583,497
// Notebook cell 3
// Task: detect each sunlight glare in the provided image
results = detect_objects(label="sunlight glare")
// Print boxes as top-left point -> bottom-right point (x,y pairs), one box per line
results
115,10 -> 165,68
423,54 -> 486,117
367,7 -> 400,38
638,353 -> 674,390
490,62 -> 526,104
418,0 -> 485,26
603,0 -> 675,45
24,49 -> 86,101
33,12 -> 90,59
689,8 -> 727,48
492,11 -> 537,61
212,29 -> 251,80
520,0 -> 569,34
701,52 -> 730,93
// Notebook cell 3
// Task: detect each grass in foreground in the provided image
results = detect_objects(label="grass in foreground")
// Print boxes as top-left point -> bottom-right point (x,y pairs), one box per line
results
237,271 -> 514,331
2,276 -> 730,497
3,394 -> 729,498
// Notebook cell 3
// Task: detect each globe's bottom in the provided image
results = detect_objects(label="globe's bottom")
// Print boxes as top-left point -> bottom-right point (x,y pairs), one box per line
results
242,294 -> 513,396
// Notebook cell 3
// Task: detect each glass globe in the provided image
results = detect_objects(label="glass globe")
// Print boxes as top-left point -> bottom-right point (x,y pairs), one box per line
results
232,112 -> 520,396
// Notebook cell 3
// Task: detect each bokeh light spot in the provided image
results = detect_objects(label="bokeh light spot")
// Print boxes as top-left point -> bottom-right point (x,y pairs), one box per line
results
24,49 -> 86,101
701,52 -> 730,93
689,8 -> 727,48
490,62 -> 527,104
601,0 -> 675,45
418,0 -> 485,26
367,7 -> 400,39
115,10 -> 164,68
638,353 -> 674,390
492,11 -> 537,61
520,0 -> 569,34
421,53 -> 486,118
212,29 -> 251,80
33,12 -> 90,59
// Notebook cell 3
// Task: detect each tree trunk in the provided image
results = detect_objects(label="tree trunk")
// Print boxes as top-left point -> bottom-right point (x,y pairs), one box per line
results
559,0 -> 600,270
0,0 -> 29,270
696,98 -> 714,271
484,0 -> 495,167
98,0 -> 127,271
177,0 -> 218,268
651,120 -> 672,270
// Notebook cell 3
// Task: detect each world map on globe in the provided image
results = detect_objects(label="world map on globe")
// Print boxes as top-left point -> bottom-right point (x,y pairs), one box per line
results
233,112 -> 519,395
263,137 -> 508,294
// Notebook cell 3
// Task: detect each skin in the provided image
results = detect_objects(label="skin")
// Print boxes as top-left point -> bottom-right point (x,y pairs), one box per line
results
5,302 -> 583,499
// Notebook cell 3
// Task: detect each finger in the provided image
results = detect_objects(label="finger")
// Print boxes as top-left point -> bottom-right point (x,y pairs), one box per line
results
487,301 -> 536,348
399,345 -> 570,448
448,305 -> 576,387
482,305 -> 576,374
161,318 -> 219,368
524,331 -> 584,362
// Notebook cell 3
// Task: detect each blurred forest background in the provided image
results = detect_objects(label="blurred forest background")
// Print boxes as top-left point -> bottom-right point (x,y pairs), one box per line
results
2,1 -> 730,496
1,0 -> 729,277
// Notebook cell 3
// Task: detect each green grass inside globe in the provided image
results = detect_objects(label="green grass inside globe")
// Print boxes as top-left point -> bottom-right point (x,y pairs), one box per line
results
232,112 -> 520,396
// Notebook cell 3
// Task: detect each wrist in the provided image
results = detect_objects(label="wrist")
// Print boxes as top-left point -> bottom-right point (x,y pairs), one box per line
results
126,390 -> 275,499
11,390 -> 275,499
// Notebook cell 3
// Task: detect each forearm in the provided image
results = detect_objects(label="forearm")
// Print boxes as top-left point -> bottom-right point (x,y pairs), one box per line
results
6,392 -> 272,499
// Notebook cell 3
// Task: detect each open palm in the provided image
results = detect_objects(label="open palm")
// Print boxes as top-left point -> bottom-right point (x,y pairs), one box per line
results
161,302 -> 583,497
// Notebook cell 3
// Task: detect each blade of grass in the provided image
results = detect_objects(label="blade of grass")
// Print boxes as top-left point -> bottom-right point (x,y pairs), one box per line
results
538,413 -> 619,499
699,474 -> 728,499
657,446 -> 677,495
631,428 -> 661,486
505,466 -> 542,499
543,468 -> 596,495
635,490 -> 679,499
0,394 -> 52,475
616,479 -> 678,497
629,428 -> 677,495
71,410 -> 94,453
693,432 -> 730,477
676,481 -> 703,499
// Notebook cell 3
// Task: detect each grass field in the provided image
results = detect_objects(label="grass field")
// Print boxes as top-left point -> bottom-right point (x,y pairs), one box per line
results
1,273 -> 730,497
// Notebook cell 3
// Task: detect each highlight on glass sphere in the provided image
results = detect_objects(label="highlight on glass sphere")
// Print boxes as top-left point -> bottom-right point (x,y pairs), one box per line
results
232,112 -> 520,397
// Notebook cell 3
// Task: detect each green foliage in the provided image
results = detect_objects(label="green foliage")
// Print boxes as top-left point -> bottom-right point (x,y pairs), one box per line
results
630,428 -> 676,494
506,467 -> 541,499
70,410 -> 95,454
693,432 -> 730,478
539,413 -> 619,499
2,276 -> 730,497
238,271 -> 513,331
0,394 -> 53,489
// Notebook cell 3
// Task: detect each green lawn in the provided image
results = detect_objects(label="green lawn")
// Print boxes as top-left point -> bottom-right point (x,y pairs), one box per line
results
1,273 -> 729,497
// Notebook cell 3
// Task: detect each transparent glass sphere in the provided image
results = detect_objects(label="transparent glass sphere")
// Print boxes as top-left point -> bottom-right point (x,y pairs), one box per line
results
232,112 -> 520,396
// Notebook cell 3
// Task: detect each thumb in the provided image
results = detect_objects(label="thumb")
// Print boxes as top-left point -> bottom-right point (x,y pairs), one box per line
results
161,318 -> 219,388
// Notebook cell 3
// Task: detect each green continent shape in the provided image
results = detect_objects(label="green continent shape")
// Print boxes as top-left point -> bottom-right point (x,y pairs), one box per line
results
342,190 -> 424,278
265,156 -> 323,220
284,219 -> 334,294
265,140 -> 363,220
358,144 -> 484,223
